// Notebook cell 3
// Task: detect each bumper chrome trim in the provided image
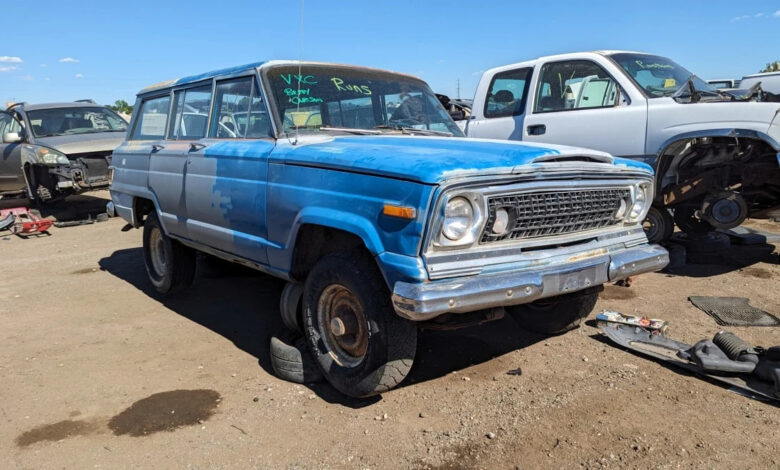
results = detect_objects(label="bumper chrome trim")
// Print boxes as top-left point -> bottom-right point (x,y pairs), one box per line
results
392,244 -> 668,321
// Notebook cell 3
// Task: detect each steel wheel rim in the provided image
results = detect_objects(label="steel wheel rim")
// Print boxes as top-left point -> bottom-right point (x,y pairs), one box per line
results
317,284 -> 368,367
149,228 -> 167,277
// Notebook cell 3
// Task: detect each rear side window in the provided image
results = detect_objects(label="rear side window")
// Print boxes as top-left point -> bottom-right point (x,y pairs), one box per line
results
484,68 -> 532,118
210,77 -> 273,139
130,95 -> 171,140
169,84 -> 212,140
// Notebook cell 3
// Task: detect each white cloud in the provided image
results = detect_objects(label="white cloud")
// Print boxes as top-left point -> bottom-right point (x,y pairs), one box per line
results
471,70 -> 484,76
0,66 -> 18,72
40,63 -> 47,67
774,10 -> 780,17
59,57 -> 80,63
0,56 -> 22,63
755,12 -> 765,18
731,15 -> 750,21
74,73 -> 84,78
44,77 -> 50,81
21,75 -> 34,81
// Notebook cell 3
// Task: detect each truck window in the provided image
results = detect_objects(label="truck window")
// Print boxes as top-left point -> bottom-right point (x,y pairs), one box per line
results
209,77 -> 273,139
484,67 -> 532,118
130,95 -> 171,140
169,84 -> 212,140
534,60 -> 618,113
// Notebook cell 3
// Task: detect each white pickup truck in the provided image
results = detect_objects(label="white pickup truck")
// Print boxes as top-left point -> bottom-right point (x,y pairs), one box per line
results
465,51 -> 780,242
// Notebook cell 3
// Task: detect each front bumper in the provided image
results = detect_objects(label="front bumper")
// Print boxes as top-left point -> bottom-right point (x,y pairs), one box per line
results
392,244 -> 669,321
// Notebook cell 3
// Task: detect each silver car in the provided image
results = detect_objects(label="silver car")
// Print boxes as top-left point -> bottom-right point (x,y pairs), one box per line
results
0,101 -> 127,202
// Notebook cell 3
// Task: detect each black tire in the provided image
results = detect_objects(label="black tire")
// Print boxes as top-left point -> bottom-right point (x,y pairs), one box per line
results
270,331 -> 324,384
507,287 -> 601,335
673,205 -> 714,235
643,206 -> 674,243
302,250 -> 417,397
142,211 -> 196,294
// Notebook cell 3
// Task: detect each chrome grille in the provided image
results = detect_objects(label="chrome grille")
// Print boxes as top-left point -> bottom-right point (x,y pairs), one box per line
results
481,188 -> 630,243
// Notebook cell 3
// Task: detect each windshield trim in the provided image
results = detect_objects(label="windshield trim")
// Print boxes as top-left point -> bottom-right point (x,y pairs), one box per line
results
26,106 -> 129,138
260,63 -> 461,138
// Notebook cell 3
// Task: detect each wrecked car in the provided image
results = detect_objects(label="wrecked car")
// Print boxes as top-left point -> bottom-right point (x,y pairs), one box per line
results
0,101 -> 127,203
110,60 -> 668,397
465,51 -> 780,242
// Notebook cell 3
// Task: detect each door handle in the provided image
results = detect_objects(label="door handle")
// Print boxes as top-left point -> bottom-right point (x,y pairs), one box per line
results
527,124 -> 546,136
189,142 -> 207,152
151,144 -> 164,152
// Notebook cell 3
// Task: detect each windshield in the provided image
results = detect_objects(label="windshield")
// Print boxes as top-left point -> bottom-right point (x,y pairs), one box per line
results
266,65 -> 463,136
609,53 -> 716,98
27,106 -> 128,137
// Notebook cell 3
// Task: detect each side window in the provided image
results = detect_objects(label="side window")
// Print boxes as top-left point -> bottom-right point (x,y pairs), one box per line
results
210,77 -> 273,139
169,84 -> 212,140
484,67 -> 532,118
0,112 -> 22,135
130,95 -> 171,140
534,60 -> 619,113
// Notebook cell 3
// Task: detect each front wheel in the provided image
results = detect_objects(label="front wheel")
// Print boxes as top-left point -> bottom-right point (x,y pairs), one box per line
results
507,287 -> 601,335
302,250 -> 417,397
643,206 -> 674,243
142,211 -> 196,294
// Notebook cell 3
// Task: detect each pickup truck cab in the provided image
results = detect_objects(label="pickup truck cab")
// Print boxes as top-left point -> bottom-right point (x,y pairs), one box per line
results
466,51 -> 780,242
110,60 -> 668,397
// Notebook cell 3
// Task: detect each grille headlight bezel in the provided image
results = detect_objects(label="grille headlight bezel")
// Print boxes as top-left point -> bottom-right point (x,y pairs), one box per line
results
434,192 -> 486,248
624,181 -> 653,224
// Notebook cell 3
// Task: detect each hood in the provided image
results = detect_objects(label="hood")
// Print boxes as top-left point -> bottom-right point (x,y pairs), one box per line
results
647,98 -> 780,152
272,135 -> 651,184
33,132 -> 125,155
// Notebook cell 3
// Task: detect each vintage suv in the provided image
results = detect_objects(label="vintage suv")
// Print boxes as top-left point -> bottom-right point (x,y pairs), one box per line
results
110,61 -> 668,397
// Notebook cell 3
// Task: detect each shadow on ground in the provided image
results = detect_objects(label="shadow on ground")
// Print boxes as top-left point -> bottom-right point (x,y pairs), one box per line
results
0,193 -> 110,221
99,248 -> 544,406
662,241 -> 778,278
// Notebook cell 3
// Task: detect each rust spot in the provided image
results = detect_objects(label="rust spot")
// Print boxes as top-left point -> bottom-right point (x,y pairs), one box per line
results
108,389 -> 220,437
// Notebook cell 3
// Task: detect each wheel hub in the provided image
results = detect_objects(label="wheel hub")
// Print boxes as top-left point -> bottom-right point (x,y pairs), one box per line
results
149,228 -> 167,277
318,284 -> 368,366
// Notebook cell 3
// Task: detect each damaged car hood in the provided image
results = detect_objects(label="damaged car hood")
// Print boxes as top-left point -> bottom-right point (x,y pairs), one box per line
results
270,135 -> 651,184
33,133 -> 126,155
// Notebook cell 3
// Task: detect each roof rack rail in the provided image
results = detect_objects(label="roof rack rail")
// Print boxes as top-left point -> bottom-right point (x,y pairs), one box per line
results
75,99 -> 96,104
5,101 -> 27,111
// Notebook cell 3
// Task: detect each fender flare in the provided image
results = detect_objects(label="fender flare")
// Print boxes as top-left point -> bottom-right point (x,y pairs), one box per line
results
286,207 -> 386,257
655,128 -> 780,158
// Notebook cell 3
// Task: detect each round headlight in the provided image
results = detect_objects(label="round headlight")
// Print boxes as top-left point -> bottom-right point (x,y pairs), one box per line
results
442,197 -> 474,240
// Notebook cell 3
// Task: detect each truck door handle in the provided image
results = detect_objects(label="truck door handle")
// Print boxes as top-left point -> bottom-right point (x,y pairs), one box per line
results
527,124 -> 546,136
151,144 -> 164,152
189,142 -> 207,152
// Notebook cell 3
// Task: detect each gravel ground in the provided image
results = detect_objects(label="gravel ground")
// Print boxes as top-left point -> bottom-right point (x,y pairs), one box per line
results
1,193 -> 778,469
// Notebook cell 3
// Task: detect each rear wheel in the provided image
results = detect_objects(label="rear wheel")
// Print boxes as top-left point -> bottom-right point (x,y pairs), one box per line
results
507,287 -> 601,335
142,211 -> 196,293
302,250 -> 417,397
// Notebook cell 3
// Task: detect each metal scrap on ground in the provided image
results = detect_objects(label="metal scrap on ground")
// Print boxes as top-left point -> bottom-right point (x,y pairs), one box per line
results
688,296 -> 780,327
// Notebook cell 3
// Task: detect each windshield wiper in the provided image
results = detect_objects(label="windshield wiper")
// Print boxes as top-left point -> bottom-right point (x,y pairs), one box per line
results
318,127 -> 382,135
374,125 -> 453,137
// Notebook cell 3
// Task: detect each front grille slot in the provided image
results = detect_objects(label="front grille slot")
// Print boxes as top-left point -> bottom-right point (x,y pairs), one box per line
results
481,188 -> 630,243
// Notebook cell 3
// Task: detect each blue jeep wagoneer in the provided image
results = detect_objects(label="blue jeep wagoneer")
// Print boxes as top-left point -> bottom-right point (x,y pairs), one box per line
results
109,60 -> 668,397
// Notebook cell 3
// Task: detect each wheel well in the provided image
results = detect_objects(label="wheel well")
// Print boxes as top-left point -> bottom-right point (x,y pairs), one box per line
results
290,224 -> 367,281
132,197 -> 155,227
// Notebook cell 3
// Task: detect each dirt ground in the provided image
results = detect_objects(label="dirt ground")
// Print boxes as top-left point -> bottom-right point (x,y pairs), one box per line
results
1,192 -> 779,470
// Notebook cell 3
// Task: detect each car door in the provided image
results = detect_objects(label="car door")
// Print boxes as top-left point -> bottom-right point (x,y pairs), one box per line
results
184,75 -> 275,264
0,111 -> 26,193
466,67 -> 533,141
521,59 -> 647,157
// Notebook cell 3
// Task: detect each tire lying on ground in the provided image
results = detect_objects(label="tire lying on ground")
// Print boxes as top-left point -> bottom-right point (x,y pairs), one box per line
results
507,287 -> 601,335
269,331 -> 324,384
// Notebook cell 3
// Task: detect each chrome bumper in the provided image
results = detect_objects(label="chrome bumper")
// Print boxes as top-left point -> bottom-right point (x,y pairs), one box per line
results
392,244 -> 669,321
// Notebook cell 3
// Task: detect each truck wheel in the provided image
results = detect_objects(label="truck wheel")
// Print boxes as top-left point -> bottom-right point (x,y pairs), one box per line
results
507,287 -> 600,335
673,205 -> 714,235
142,211 -> 196,294
643,206 -> 674,243
301,251 -> 417,397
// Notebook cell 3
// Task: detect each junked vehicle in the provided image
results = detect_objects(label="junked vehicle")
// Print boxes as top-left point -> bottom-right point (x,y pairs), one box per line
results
738,71 -> 780,97
465,51 -> 780,242
110,60 -> 668,397
706,79 -> 740,90
0,101 -> 127,202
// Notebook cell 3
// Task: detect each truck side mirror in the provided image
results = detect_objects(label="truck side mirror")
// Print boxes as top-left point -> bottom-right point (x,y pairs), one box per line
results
2,132 -> 22,143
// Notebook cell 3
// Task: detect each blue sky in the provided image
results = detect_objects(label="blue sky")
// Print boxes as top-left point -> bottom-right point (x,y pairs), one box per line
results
3,0 -> 779,107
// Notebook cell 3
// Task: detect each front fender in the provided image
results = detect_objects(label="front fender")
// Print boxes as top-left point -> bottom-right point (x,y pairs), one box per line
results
288,207 -> 386,256
655,128 -> 780,158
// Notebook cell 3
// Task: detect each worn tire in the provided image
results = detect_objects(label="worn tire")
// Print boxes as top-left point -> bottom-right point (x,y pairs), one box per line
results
142,211 -> 196,294
302,250 -> 417,398
673,205 -> 714,235
270,331 -> 324,384
507,287 -> 601,335
643,206 -> 674,243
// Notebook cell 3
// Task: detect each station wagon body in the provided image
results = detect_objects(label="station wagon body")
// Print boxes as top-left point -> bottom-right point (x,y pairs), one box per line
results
110,60 -> 668,397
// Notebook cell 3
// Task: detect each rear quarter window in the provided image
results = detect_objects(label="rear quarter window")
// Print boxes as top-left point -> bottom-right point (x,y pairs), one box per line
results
484,68 -> 532,118
131,95 -> 171,140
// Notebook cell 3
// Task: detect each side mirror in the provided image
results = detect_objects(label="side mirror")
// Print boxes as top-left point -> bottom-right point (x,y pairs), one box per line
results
2,132 -> 22,143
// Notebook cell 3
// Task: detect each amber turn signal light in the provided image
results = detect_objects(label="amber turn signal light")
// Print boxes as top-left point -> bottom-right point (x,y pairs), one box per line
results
382,204 -> 416,219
